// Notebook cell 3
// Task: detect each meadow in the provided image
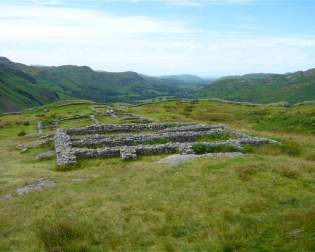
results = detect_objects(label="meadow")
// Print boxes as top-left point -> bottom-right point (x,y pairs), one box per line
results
0,99 -> 315,251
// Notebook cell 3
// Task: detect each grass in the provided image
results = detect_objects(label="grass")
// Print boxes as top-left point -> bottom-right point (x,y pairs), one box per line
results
0,100 -> 315,251
192,143 -> 241,154
197,132 -> 233,142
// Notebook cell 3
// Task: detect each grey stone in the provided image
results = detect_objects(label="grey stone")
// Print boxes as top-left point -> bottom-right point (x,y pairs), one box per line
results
36,151 -> 55,161
158,152 -> 243,164
16,179 -> 56,195
54,128 -> 77,166
120,146 -> 137,160
53,123 -> 279,167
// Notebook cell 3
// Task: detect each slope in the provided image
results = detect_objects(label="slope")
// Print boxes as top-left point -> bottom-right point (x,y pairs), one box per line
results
0,57 -> 202,113
197,70 -> 315,104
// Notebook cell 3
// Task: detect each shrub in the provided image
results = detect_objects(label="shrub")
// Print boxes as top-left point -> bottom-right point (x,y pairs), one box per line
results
192,143 -> 240,154
17,130 -> 26,137
23,121 -> 30,126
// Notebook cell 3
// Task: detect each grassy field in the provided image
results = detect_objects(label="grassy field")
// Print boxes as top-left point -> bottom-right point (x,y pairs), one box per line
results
1,100 -> 315,251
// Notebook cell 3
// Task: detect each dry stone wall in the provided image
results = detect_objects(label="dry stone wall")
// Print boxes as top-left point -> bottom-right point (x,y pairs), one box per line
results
53,122 -> 279,167
54,128 -> 77,166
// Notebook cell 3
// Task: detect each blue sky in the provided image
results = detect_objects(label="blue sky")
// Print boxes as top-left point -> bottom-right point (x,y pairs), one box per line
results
0,0 -> 315,76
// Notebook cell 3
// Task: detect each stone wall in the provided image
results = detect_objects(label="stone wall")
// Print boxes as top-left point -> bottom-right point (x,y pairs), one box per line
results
54,128 -> 77,166
66,123 -> 187,135
71,128 -> 225,148
54,122 -> 279,167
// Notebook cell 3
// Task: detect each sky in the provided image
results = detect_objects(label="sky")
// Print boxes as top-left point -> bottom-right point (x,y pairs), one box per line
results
0,0 -> 315,76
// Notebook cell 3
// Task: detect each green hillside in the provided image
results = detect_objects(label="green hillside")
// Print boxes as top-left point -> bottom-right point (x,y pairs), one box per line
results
0,57 -> 203,113
196,69 -> 315,104
0,100 -> 315,251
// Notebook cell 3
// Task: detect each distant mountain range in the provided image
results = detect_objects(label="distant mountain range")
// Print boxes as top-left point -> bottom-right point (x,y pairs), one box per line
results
196,70 -> 315,104
0,57 -> 207,112
157,74 -> 212,86
1,56 -> 315,113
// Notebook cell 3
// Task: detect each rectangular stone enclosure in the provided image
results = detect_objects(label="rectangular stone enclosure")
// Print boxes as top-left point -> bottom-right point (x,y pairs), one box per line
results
54,123 -> 278,167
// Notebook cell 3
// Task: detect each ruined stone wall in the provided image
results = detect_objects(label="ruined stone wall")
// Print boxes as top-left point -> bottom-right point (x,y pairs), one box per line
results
54,128 -> 77,166
65,123 -> 187,135
71,128 -> 225,148
53,122 -> 279,167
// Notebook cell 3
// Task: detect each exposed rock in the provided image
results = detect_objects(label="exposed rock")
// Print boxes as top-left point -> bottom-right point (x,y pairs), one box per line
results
20,148 -> 28,153
16,179 -> 56,195
36,151 -> 55,161
17,138 -> 52,150
158,152 -> 243,164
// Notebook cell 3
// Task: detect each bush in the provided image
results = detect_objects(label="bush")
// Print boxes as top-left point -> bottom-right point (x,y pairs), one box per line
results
23,121 -> 30,126
192,143 -> 240,154
17,130 -> 26,137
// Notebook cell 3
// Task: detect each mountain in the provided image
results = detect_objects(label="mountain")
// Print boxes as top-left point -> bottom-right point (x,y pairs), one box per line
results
0,58 -> 202,113
0,57 -> 13,65
196,69 -> 315,104
158,74 -> 210,86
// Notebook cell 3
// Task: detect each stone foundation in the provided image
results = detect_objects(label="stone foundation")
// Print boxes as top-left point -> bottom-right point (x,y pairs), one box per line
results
53,123 -> 279,167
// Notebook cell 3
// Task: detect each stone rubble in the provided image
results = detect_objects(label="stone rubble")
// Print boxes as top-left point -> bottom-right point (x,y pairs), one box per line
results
157,152 -> 243,164
36,150 -> 55,161
16,179 -> 56,195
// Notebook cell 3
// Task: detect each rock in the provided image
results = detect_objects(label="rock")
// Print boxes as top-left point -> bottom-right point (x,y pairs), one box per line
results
54,129 -> 77,166
158,152 -> 243,164
37,121 -> 43,134
16,179 -> 56,195
36,151 -> 55,161
120,147 -> 137,160
20,148 -> 28,153
89,115 -> 100,124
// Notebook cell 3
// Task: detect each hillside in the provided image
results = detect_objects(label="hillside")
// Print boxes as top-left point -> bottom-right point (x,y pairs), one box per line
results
157,74 -> 211,86
0,99 -> 315,251
0,57 -> 204,113
196,69 -> 315,104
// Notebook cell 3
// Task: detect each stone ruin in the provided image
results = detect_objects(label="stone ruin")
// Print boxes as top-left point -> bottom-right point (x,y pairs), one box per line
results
54,122 -> 279,167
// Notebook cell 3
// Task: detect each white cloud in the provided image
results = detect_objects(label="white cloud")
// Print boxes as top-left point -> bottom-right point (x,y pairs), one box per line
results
0,2 -> 314,76
161,0 -> 254,6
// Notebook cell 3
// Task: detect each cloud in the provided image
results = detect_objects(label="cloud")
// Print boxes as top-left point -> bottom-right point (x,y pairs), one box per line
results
0,2 -> 314,76
161,0 -> 254,6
